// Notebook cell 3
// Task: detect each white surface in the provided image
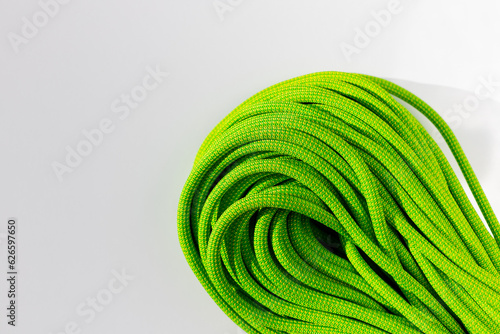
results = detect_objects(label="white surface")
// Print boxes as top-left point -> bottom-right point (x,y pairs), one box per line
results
0,0 -> 499,333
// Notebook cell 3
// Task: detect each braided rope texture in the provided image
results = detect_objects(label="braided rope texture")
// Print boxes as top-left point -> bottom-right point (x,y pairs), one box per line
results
177,72 -> 500,334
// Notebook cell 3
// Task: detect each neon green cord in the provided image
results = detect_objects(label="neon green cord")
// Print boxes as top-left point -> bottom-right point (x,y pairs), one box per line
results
177,72 -> 500,333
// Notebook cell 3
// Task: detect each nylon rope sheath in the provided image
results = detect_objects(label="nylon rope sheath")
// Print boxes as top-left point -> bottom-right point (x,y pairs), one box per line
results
177,72 -> 500,334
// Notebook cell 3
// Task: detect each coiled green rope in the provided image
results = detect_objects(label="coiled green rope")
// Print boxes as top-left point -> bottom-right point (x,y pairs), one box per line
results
177,72 -> 500,334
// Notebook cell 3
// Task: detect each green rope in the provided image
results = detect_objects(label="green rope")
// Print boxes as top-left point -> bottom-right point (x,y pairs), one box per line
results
177,72 -> 500,333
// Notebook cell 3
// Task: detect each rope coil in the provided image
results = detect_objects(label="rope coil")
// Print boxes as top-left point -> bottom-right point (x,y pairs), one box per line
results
177,72 -> 500,333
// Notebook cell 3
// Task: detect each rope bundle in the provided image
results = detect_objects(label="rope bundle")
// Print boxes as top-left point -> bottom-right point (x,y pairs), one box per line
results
177,72 -> 500,333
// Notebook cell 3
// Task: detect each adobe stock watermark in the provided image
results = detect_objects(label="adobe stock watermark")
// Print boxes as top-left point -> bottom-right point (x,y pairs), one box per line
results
7,0 -> 73,54
339,0 -> 403,62
48,268 -> 134,334
432,74 -> 500,143
51,65 -> 169,182
213,0 -> 243,21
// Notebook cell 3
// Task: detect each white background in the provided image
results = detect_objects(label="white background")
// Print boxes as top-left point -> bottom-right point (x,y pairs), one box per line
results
0,0 -> 499,333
